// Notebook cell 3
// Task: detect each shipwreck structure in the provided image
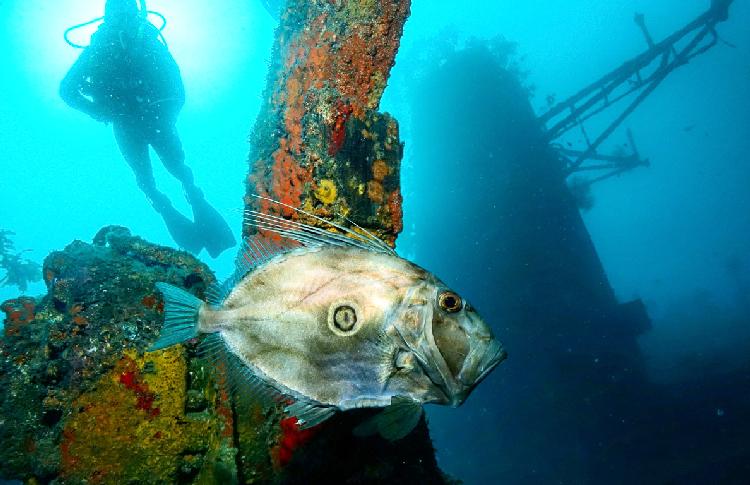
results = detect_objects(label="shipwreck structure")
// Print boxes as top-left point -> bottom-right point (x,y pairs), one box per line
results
404,1 -> 737,483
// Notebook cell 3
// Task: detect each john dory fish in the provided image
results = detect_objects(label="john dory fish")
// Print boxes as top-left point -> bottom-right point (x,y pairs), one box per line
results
152,197 -> 506,440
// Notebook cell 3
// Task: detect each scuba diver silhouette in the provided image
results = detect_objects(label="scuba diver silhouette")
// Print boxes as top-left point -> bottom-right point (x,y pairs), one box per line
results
60,0 -> 235,258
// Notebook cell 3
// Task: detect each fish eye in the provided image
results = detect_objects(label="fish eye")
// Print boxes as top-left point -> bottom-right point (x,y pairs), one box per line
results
438,291 -> 463,313
327,302 -> 362,336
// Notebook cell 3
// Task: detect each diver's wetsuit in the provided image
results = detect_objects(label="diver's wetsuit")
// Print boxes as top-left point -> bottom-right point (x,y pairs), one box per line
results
60,15 -> 235,257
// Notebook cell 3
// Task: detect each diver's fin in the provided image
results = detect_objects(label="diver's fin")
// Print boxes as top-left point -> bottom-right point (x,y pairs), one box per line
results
286,400 -> 337,429
245,194 -> 396,255
192,199 -> 236,258
150,283 -> 202,350
353,396 -> 423,441
158,205 -> 203,255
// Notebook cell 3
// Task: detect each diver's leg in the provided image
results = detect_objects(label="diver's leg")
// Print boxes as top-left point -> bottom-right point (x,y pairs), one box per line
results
149,124 -> 203,203
112,121 -> 167,208
113,121 -> 202,254
150,125 -> 236,257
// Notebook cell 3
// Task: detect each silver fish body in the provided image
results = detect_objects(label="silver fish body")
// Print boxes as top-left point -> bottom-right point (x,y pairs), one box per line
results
152,198 -> 506,438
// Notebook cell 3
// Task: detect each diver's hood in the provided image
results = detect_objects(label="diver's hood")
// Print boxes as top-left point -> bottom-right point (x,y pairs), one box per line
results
104,0 -> 140,22
396,285 -> 506,406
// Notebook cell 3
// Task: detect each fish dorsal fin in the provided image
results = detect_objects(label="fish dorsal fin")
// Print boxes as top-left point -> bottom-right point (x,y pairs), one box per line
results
205,236 -> 296,306
245,194 -> 396,255
353,395 -> 423,441
285,400 -> 337,429
234,235 -> 300,276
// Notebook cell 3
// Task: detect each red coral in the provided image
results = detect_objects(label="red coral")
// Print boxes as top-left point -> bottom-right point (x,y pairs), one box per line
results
61,428 -> 78,470
119,366 -> 160,418
329,102 -> 353,156
214,363 -> 235,439
140,294 -> 163,312
388,188 -> 404,235
273,416 -> 321,468
268,137 -> 313,216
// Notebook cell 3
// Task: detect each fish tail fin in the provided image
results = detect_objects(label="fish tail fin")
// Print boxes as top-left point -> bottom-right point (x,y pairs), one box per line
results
150,282 -> 203,351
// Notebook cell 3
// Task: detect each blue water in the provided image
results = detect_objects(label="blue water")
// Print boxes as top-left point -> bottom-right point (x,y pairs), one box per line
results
1,0 -> 749,483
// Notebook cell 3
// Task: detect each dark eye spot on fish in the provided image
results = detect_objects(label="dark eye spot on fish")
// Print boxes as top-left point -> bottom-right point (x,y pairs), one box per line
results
438,291 -> 463,313
334,305 -> 357,332
327,301 -> 362,336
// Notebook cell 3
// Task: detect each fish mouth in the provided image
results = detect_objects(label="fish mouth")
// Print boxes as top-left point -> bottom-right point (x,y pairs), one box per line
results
448,339 -> 506,407
471,340 -> 507,388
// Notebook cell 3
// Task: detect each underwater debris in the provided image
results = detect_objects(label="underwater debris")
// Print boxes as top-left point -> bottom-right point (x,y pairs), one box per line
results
567,177 -> 595,211
0,226 -> 240,483
0,230 -> 42,292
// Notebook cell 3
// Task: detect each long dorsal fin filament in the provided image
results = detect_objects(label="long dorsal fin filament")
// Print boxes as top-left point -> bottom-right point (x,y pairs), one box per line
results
245,194 -> 396,255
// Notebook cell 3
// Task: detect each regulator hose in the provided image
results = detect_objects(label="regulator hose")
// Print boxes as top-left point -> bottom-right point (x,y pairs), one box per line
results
63,6 -> 168,49
63,16 -> 104,49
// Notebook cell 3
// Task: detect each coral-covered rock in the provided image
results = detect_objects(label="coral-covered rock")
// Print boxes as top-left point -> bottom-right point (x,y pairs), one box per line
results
0,227 -> 449,483
0,226 -> 239,483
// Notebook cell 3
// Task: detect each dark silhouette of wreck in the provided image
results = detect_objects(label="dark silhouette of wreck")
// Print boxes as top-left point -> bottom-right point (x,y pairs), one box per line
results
403,1 -> 746,483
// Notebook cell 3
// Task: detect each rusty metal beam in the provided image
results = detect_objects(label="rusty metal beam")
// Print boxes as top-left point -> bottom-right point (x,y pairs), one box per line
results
541,0 -> 734,180
245,0 -> 410,248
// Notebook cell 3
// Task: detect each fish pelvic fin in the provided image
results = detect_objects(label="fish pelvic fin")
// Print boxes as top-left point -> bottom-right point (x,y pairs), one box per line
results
353,395 -> 423,441
150,282 -> 202,351
285,400 -> 337,430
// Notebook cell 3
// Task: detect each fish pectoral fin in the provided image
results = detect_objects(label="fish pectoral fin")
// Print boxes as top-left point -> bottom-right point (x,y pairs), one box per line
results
285,400 -> 337,429
353,396 -> 423,441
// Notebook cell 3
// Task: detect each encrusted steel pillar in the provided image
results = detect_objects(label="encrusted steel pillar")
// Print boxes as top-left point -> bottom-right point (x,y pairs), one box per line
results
245,0 -> 409,246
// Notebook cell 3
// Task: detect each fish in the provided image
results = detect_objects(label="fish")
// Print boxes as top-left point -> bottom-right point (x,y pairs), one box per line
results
151,196 -> 506,440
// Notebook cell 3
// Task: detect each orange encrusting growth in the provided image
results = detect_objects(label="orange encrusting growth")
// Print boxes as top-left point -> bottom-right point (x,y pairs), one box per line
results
247,0 -> 410,246
1,297 -> 36,336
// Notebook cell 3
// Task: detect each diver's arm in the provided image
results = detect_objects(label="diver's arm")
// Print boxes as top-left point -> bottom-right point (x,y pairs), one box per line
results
158,51 -> 186,124
59,49 -> 111,122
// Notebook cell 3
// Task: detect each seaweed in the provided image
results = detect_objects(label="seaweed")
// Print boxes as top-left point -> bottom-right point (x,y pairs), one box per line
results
0,229 -> 41,292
